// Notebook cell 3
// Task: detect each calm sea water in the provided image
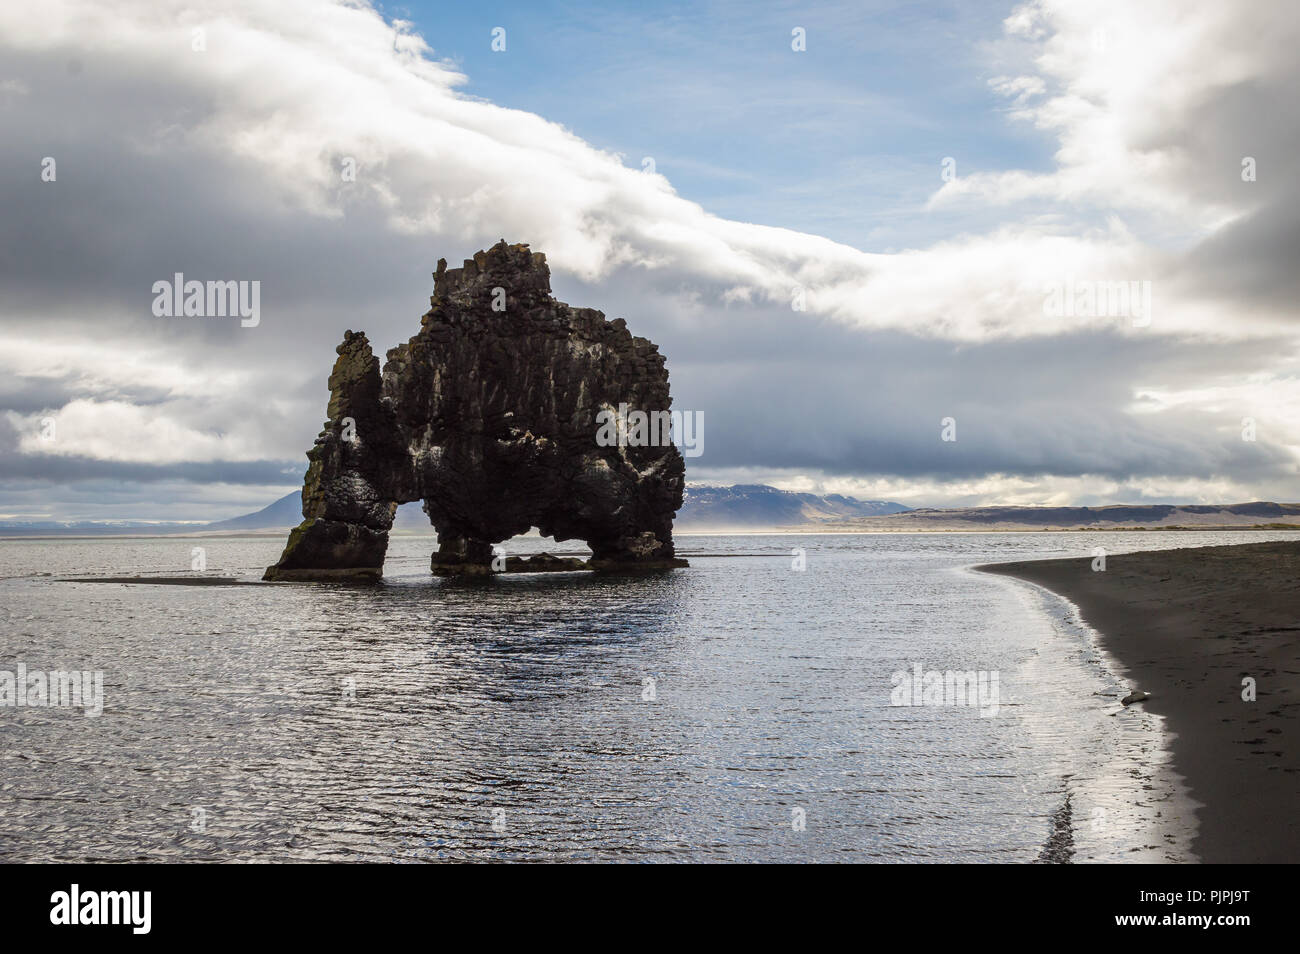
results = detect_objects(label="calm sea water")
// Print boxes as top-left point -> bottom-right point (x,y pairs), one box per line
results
2,529 -> 1295,863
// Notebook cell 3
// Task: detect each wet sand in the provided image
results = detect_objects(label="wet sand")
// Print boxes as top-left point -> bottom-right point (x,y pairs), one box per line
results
979,540 -> 1300,863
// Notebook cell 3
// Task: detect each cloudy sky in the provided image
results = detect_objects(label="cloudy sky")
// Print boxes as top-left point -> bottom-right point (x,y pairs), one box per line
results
2,0 -> 1298,522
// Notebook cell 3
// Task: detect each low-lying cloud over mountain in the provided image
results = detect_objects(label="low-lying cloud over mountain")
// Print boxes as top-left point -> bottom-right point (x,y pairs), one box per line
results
3,0 -> 1299,521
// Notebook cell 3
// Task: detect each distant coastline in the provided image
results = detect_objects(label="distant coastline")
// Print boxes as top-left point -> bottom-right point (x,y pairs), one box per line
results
6,524 -> 1300,540
6,488 -> 1300,538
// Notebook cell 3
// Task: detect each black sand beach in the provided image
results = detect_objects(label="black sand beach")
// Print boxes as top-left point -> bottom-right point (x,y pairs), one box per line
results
980,540 -> 1300,863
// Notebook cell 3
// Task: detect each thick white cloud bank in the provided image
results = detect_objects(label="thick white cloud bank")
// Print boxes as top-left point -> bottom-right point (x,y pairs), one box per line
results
1,0 -> 1298,518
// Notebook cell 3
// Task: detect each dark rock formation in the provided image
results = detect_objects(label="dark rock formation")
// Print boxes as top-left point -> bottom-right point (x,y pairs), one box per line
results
264,240 -> 687,581
502,552 -> 589,573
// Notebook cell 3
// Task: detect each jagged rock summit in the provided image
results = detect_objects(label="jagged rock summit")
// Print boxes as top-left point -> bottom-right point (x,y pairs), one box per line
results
264,240 -> 687,581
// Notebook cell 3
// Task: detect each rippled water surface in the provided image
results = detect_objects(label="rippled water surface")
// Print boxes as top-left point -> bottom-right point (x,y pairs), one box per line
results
2,530 -> 1295,862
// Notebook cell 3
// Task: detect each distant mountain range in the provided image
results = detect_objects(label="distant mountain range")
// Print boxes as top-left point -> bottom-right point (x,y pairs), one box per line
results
676,484 -> 908,529
817,502 -> 1300,531
6,492 -> 1300,536
200,492 -> 305,532
248,484 -> 910,532
0,484 -> 909,535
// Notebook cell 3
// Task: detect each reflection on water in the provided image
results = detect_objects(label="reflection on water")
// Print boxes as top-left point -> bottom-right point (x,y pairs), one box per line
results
0,530 -> 1291,861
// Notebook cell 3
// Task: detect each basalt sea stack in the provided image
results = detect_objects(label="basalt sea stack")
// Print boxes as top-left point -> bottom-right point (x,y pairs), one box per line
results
263,241 -> 686,581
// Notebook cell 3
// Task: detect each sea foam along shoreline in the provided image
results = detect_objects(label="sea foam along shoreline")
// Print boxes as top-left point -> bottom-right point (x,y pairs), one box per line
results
977,568 -> 1198,863
976,540 -> 1300,864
